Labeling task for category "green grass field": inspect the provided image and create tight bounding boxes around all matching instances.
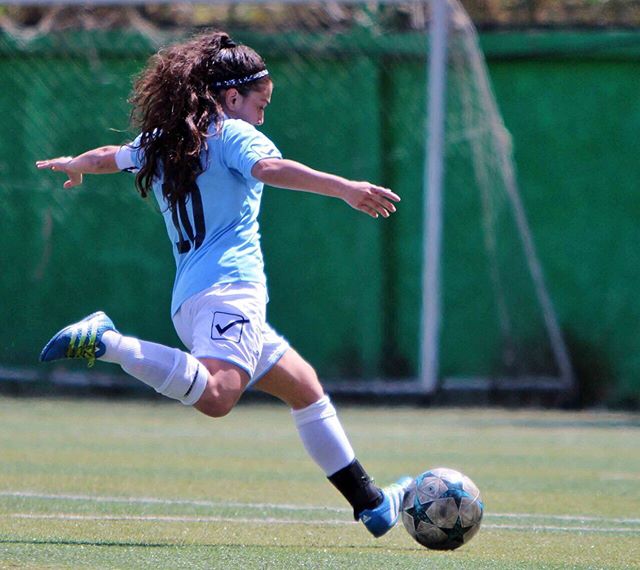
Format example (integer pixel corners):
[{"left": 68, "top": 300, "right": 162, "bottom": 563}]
[{"left": 0, "top": 396, "right": 638, "bottom": 569}]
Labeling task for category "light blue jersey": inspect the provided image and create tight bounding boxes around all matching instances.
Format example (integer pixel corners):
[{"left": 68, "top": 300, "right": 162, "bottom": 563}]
[{"left": 115, "top": 118, "right": 282, "bottom": 315}]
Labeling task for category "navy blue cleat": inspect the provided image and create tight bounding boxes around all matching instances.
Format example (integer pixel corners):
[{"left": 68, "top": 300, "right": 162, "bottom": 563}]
[
  {"left": 39, "top": 311, "right": 117, "bottom": 368},
  {"left": 359, "top": 476, "right": 413, "bottom": 538}
]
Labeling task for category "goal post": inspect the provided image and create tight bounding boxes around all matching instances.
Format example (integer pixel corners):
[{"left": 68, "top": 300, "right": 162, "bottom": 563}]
[
  {"left": 422, "top": 0, "right": 575, "bottom": 396},
  {"left": 420, "top": 0, "right": 448, "bottom": 394}
]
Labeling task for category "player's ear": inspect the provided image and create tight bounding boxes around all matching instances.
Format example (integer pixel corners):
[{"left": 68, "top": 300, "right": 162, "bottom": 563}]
[{"left": 224, "top": 88, "right": 241, "bottom": 110}]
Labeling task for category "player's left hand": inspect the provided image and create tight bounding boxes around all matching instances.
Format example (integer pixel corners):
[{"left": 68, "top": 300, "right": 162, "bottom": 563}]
[
  {"left": 36, "top": 157, "right": 84, "bottom": 189},
  {"left": 342, "top": 182, "right": 401, "bottom": 218}
]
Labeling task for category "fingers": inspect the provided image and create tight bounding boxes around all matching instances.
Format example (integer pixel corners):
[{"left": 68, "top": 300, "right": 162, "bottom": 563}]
[
  {"left": 63, "top": 172, "right": 83, "bottom": 188},
  {"left": 371, "top": 185, "right": 401, "bottom": 203},
  {"left": 36, "top": 157, "right": 73, "bottom": 171},
  {"left": 36, "top": 157, "right": 82, "bottom": 189},
  {"left": 372, "top": 195, "right": 397, "bottom": 216},
  {"left": 358, "top": 199, "right": 392, "bottom": 219},
  {"left": 361, "top": 188, "right": 400, "bottom": 218},
  {"left": 361, "top": 205, "right": 380, "bottom": 219}
]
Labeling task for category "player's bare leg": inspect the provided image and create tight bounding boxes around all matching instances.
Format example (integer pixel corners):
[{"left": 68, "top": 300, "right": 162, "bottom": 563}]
[
  {"left": 254, "top": 348, "right": 411, "bottom": 537},
  {"left": 253, "top": 348, "right": 323, "bottom": 409},
  {"left": 193, "top": 358, "right": 251, "bottom": 418}
]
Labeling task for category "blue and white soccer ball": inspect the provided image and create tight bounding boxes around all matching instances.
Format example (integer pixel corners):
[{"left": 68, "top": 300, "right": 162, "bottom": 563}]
[{"left": 401, "top": 467, "right": 484, "bottom": 550}]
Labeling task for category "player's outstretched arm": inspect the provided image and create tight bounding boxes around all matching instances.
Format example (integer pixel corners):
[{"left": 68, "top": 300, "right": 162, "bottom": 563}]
[
  {"left": 252, "top": 158, "right": 400, "bottom": 219},
  {"left": 36, "top": 145, "right": 121, "bottom": 189}
]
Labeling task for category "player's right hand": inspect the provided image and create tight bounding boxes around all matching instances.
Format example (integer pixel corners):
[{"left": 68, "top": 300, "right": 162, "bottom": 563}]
[{"left": 341, "top": 181, "right": 401, "bottom": 219}]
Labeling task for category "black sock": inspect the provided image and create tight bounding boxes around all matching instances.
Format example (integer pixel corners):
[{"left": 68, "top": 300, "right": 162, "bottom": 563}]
[{"left": 328, "top": 459, "right": 383, "bottom": 520}]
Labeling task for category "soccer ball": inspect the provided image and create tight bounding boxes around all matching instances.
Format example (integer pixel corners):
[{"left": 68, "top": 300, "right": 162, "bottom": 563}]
[{"left": 401, "top": 467, "right": 484, "bottom": 550}]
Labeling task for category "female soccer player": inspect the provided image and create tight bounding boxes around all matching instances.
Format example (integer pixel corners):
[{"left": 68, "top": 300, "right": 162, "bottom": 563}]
[{"left": 37, "top": 31, "right": 409, "bottom": 538}]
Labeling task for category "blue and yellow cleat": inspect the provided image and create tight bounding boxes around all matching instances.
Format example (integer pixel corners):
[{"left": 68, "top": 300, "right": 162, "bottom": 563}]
[
  {"left": 39, "top": 311, "right": 117, "bottom": 368},
  {"left": 359, "top": 476, "right": 413, "bottom": 538}
]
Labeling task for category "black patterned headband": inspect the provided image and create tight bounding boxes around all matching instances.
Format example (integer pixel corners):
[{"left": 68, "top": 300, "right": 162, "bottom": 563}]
[{"left": 214, "top": 69, "right": 270, "bottom": 89}]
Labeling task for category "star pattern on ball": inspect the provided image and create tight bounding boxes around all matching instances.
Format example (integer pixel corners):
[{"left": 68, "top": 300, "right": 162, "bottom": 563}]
[{"left": 401, "top": 468, "right": 484, "bottom": 551}]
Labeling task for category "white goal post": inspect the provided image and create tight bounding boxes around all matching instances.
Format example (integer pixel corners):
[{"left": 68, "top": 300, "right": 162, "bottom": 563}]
[{"left": 421, "top": 0, "right": 574, "bottom": 395}]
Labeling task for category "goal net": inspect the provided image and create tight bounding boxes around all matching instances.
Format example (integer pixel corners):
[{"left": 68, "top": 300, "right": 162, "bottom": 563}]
[
  {"left": 422, "top": 0, "right": 574, "bottom": 397},
  {"left": 0, "top": 0, "right": 573, "bottom": 398}
]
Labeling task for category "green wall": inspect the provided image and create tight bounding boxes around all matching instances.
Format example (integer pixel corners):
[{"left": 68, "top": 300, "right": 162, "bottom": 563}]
[
  {"left": 1, "top": 30, "right": 639, "bottom": 404},
  {"left": 490, "top": 56, "right": 640, "bottom": 404}
]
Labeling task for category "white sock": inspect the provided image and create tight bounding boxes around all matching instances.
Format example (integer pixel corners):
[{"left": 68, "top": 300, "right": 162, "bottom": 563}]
[
  {"left": 291, "top": 395, "right": 356, "bottom": 476},
  {"left": 101, "top": 331, "right": 208, "bottom": 406}
]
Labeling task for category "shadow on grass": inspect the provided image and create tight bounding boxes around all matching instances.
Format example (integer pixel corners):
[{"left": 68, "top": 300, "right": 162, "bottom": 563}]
[{"left": 0, "top": 537, "right": 421, "bottom": 554}]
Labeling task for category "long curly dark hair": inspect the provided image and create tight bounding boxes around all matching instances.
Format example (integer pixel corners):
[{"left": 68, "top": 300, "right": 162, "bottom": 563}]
[{"left": 129, "top": 30, "right": 270, "bottom": 210}]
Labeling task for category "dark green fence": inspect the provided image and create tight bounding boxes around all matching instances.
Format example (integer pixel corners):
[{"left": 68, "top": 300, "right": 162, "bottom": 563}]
[{"left": 1, "top": 30, "right": 639, "bottom": 405}]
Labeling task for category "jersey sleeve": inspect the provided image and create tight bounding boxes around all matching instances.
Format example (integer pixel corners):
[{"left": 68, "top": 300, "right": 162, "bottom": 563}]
[
  {"left": 221, "top": 120, "right": 282, "bottom": 181},
  {"left": 114, "top": 134, "right": 144, "bottom": 173}
]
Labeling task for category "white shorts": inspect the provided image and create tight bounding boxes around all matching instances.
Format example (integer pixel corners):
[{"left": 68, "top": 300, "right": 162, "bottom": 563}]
[{"left": 172, "top": 281, "right": 290, "bottom": 388}]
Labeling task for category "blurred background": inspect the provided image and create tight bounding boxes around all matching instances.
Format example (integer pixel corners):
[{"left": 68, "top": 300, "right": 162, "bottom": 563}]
[{"left": 0, "top": 0, "right": 639, "bottom": 408}]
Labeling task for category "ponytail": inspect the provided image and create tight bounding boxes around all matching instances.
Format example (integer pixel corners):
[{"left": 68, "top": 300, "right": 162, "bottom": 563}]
[{"left": 129, "top": 30, "right": 269, "bottom": 211}]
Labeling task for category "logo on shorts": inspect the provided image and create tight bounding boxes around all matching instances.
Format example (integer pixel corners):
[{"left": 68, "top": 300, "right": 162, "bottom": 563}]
[{"left": 211, "top": 311, "right": 250, "bottom": 343}]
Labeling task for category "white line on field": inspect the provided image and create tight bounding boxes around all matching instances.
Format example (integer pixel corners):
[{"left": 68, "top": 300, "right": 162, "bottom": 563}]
[
  {"left": 0, "top": 491, "right": 348, "bottom": 513},
  {"left": 484, "top": 523, "right": 640, "bottom": 535},
  {"left": 2, "top": 491, "right": 639, "bottom": 527},
  {"left": 489, "top": 513, "right": 640, "bottom": 525},
  {"left": 5, "top": 513, "right": 351, "bottom": 525},
  {"left": 2, "top": 513, "right": 639, "bottom": 535}
]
